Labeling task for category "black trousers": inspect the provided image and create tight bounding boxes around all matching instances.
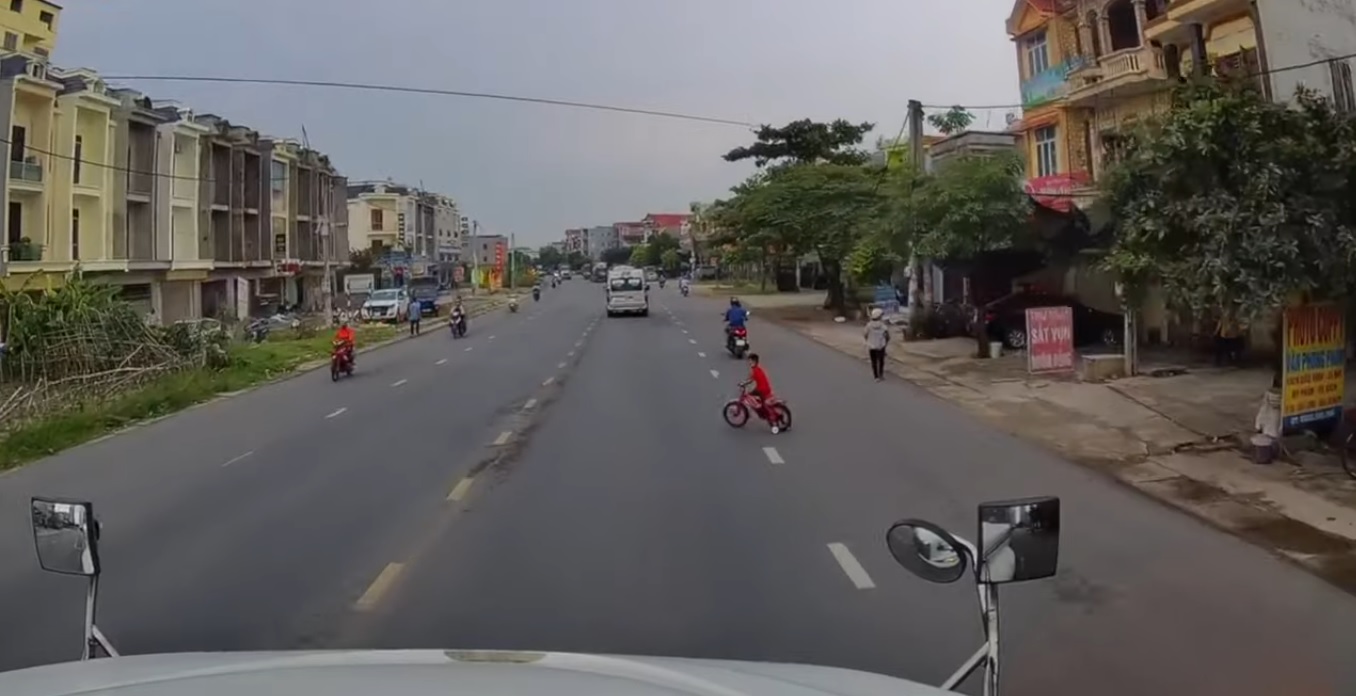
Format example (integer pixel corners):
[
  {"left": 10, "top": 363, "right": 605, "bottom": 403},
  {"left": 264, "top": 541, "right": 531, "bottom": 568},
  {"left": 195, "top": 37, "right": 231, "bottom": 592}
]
[{"left": 869, "top": 348, "right": 886, "bottom": 378}]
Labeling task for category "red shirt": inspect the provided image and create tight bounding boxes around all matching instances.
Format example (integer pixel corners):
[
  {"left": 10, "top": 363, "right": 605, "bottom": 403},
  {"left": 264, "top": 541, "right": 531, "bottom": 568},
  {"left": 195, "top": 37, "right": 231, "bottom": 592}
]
[
  {"left": 749, "top": 364, "right": 772, "bottom": 395},
  {"left": 334, "top": 326, "right": 355, "bottom": 344}
]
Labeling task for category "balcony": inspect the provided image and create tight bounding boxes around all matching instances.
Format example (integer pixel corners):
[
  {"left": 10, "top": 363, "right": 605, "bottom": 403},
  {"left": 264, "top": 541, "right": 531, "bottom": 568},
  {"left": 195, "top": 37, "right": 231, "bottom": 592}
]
[
  {"left": 1065, "top": 46, "right": 1171, "bottom": 106},
  {"left": 1021, "top": 56, "right": 1088, "bottom": 109},
  {"left": 7, "top": 241, "right": 43, "bottom": 261},
  {"left": 1147, "top": 0, "right": 1246, "bottom": 42},
  {"left": 9, "top": 160, "right": 42, "bottom": 185}
]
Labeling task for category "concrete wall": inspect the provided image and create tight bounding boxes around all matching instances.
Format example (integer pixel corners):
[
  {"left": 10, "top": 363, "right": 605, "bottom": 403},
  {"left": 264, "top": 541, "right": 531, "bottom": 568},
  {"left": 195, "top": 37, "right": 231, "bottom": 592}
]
[{"left": 1257, "top": 0, "right": 1356, "bottom": 103}]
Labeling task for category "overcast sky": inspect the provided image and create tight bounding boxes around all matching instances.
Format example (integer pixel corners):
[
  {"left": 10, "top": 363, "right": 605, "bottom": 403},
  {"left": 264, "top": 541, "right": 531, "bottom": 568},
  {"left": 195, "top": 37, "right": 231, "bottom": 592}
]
[{"left": 60, "top": 0, "right": 1021, "bottom": 246}]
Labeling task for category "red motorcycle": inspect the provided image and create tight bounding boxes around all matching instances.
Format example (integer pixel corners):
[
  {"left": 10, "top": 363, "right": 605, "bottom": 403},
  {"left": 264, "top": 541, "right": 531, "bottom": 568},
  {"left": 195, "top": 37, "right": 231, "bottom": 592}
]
[
  {"left": 726, "top": 326, "right": 750, "bottom": 359},
  {"left": 722, "top": 382, "right": 792, "bottom": 433},
  {"left": 330, "top": 340, "right": 355, "bottom": 381}
]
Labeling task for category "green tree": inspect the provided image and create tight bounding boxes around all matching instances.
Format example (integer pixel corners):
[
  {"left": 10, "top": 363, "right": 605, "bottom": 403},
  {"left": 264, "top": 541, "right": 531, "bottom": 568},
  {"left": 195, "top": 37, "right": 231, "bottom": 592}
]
[
  {"left": 538, "top": 245, "right": 565, "bottom": 269},
  {"left": 628, "top": 244, "right": 650, "bottom": 266},
  {"left": 901, "top": 153, "right": 1032, "bottom": 260},
  {"left": 660, "top": 248, "right": 681, "bottom": 273},
  {"left": 600, "top": 247, "right": 631, "bottom": 266},
  {"left": 926, "top": 106, "right": 975, "bottom": 135},
  {"left": 566, "top": 250, "right": 586, "bottom": 269},
  {"left": 1102, "top": 81, "right": 1356, "bottom": 349},
  {"left": 724, "top": 118, "right": 875, "bottom": 168}
]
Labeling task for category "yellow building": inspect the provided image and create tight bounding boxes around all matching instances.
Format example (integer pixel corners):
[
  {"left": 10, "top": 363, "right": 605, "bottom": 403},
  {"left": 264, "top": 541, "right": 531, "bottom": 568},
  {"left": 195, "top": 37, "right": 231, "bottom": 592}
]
[
  {"left": 1144, "top": 0, "right": 1263, "bottom": 93},
  {"left": 50, "top": 68, "right": 117, "bottom": 273},
  {"left": 0, "top": 55, "right": 59, "bottom": 287},
  {"left": 0, "top": 0, "right": 58, "bottom": 59}
]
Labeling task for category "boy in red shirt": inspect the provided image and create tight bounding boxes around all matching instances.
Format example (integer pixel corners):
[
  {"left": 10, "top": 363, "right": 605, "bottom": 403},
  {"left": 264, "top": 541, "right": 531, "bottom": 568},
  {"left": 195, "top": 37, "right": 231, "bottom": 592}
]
[{"left": 742, "top": 353, "right": 777, "bottom": 431}]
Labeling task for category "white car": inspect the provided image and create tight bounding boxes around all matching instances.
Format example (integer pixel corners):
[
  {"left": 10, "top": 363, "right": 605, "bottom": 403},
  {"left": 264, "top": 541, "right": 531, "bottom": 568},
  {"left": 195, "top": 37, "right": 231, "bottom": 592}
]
[
  {"left": 361, "top": 288, "right": 409, "bottom": 323},
  {"left": 605, "top": 267, "right": 649, "bottom": 317}
]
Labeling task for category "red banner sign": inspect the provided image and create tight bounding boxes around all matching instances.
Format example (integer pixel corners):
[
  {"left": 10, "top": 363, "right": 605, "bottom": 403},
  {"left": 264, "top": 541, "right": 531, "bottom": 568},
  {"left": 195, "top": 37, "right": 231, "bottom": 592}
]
[
  {"left": 1024, "top": 172, "right": 1090, "bottom": 213},
  {"left": 494, "top": 242, "right": 505, "bottom": 271},
  {"left": 1025, "top": 306, "right": 1075, "bottom": 373}
]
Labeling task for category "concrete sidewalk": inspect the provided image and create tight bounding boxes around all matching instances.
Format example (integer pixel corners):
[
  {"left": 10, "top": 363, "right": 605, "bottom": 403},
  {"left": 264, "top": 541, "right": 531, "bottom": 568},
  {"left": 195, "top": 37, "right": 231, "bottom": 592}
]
[{"left": 771, "top": 311, "right": 1356, "bottom": 594}]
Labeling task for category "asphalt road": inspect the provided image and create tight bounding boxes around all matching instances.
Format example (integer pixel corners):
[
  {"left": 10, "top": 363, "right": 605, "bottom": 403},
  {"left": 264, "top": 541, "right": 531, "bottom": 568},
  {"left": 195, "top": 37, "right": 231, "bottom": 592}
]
[{"left": 2, "top": 280, "right": 1355, "bottom": 696}]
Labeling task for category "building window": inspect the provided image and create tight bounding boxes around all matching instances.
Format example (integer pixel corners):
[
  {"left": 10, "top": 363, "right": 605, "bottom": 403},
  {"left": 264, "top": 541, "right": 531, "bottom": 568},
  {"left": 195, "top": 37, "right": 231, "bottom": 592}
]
[
  {"left": 9, "top": 0, "right": 20, "bottom": 12},
  {"left": 1034, "top": 125, "right": 1058, "bottom": 177},
  {"left": 10, "top": 124, "right": 24, "bottom": 162},
  {"left": 2, "top": 32, "right": 15, "bottom": 51},
  {"left": 73, "top": 134, "right": 82, "bottom": 184},
  {"left": 1331, "top": 60, "right": 1355, "bottom": 113},
  {"left": 70, "top": 208, "right": 79, "bottom": 260},
  {"left": 7, "top": 201, "right": 20, "bottom": 244},
  {"left": 1025, "top": 31, "right": 1050, "bottom": 77},
  {"left": 270, "top": 160, "right": 286, "bottom": 194},
  {"left": 37, "top": 10, "right": 51, "bottom": 28},
  {"left": 370, "top": 208, "right": 383, "bottom": 230}
]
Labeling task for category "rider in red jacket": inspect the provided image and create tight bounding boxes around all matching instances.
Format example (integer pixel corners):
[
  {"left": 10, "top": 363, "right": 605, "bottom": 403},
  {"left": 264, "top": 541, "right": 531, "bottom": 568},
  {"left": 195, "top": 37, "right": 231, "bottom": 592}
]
[{"left": 744, "top": 353, "right": 774, "bottom": 422}]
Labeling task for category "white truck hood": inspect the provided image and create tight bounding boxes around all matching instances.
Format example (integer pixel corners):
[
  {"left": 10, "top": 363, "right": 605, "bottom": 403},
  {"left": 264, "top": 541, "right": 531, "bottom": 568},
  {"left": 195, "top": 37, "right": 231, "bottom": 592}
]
[{"left": 0, "top": 650, "right": 953, "bottom": 696}]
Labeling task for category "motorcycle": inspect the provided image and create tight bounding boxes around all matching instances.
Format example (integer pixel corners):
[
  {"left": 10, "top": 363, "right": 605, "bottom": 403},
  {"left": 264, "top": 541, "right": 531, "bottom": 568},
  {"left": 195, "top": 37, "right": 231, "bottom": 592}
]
[
  {"left": 681, "top": 284, "right": 689, "bottom": 297},
  {"left": 27, "top": 489, "right": 1060, "bottom": 695},
  {"left": 508, "top": 298, "right": 519, "bottom": 313},
  {"left": 726, "top": 326, "right": 750, "bottom": 359},
  {"left": 330, "top": 341, "right": 355, "bottom": 381},
  {"left": 722, "top": 382, "right": 791, "bottom": 433},
  {"left": 532, "top": 288, "right": 541, "bottom": 302},
  {"left": 450, "top": 311, "right": 468, "bottom": 339},
  {"left": 245, "top": 318, "right": 270, "bottom": 344}
]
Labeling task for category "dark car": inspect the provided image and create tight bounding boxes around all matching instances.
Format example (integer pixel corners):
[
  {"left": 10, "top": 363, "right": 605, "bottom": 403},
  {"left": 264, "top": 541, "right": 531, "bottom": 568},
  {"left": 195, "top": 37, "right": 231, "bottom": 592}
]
[{"left": 981, "top": 293, "right": 1122, "bottom": 349}]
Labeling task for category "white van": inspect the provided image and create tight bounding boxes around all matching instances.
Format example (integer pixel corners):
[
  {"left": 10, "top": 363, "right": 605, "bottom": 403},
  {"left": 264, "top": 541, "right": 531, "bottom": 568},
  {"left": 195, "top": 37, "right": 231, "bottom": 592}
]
[{"left": 605, "top": 266, "right": 649, "bottom": 317}]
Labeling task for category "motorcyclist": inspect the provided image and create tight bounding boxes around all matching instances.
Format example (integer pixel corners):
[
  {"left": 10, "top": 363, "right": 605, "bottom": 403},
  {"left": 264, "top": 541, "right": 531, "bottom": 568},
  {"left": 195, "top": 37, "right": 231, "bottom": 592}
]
[
  {"left": 723, "top": 297, "right": 748, "bottom": 350},
  {"left": 532, "top": 283, "right": 541, "bottom": 301},
  {"left": 332, "top": 321, "right": 356, "bottom": 367},
  {"left": 679, "top": 276, "right": 691, "bottom": 294},
  {"left": 450, "top": 299, "right": 467, "bottom": 333}
]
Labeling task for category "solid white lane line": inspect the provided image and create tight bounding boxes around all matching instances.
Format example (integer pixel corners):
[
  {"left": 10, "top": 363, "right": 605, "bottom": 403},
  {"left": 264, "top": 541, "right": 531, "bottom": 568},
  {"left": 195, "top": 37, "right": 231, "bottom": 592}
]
[
  {"left": 763, "top": 446, "right": 785, "bottom": 465},
  {"left": 523, "top": 398, "right": 538, "bottom": 410},
  {"left": 710, "top": 369, "right": 720, "bottom": 379},
  {"left": 355, "top": 563, "right": 405, "bottom": 611},
  {"left": 435, "top": 358, "right": 448, "bottom": 365},
  {"left": 543, "top": 376, "right": 555, "bottom": 386},
  {"left": 689, "top": 339, "right": 697, "bottom": 344},
  {"left": 697, "top": 352, "right": 706, "bottom": 358},
  {"left": 221, "top": 451, "right": 254, "bottom": 467},
  {"left": 493, "top": 431, "right": 513, "bottom": 446},
  {"left": 325, "top": 407, "right": 347, "bottom": 419},
  {"left": 447, "top": 477, "right": 475, "bottom": 502},
  {"left": 558, "top": 361, "right": 567, "bottom": 369},
  {"left": 391, "top": 379, "right": 408, "bottom": 387},
  {"left": 827, "top": 543, "right": 877, "bottom": 590}
]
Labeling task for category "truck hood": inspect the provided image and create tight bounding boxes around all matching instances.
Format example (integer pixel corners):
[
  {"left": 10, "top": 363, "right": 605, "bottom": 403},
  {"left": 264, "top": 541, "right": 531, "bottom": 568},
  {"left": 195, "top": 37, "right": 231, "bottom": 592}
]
[
  {"left": 0, "top": 650, "right": 953, "bottom": 696},
  {"left": 363, "top": 300, "right": 401, "bottom": 308}
]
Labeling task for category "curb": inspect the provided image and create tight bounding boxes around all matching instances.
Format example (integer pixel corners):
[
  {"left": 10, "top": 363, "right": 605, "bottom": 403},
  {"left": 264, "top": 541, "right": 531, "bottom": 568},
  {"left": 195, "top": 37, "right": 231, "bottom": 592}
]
[{"left": 770, "top": 315, "right": 1356, "bottom": 597}]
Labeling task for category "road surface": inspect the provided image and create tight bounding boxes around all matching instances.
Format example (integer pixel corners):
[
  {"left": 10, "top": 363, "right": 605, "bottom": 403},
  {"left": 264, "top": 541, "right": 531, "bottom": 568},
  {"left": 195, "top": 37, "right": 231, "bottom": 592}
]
[{"left": 0, "top": 280, "right": 1352, "bottom": 695}]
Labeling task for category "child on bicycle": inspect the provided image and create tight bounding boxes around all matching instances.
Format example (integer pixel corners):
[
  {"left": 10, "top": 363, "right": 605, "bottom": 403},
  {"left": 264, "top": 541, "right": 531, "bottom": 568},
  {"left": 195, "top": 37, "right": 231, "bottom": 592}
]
[{"left": 740, "top": 353, "right": 777, "bottom": 432}]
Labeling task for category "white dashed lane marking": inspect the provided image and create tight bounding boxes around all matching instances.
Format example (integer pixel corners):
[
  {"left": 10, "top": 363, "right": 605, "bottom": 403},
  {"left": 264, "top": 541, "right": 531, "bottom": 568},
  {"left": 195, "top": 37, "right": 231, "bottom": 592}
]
[
  {"left": 763, "top": 447, "right": 785, "bottom": 465},
  {"left": 492, "top": 431, "right": 513, "bottom": 446},
  {"left": 435, "top": 358, "right": 448, "bottom": 365},
  {"left": 325, "top": 407, "right": 347, "bottom": 419},
  {"left": 391, "top": 379, "right": 408, "bottom": 387},
  {"left": 827, "top": 543, "right": 877, "bottom": 590},
  {"left": 221, "top": 451, "right": 254, "bottom": 468}
]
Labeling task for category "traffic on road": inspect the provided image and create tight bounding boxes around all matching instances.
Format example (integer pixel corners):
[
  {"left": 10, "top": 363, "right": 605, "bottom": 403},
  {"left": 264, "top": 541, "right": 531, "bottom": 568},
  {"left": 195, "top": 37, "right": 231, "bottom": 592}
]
[{"left": 2, "top": 280, "right": 1354, "bottom": 695}]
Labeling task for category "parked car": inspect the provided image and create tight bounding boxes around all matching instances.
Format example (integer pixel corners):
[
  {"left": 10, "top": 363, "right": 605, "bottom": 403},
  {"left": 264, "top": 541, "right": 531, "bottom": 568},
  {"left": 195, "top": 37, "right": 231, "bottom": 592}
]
[
  {"left": 981, "top": 293, "right": 1122, "bottom": 349},
  {"left": 361, "top": 288, "right": 409, "bottom": 324}
]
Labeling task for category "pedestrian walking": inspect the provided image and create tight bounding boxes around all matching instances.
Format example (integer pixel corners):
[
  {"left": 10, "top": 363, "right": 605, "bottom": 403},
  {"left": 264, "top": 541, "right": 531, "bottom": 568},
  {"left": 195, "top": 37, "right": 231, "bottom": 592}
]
[
  {"left": 865, "top": 307, "right": 890, "bottom": 381},
  {"left": 407, "top": 295, "right": 422, "bottom": 336}
]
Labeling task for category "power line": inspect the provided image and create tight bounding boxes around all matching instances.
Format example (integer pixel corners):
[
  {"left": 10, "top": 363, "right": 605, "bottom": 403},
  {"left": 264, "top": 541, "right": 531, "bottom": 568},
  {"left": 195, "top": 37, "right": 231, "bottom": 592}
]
[
  {"left": 0, "top": 135, "right": 293, "bottom": 183},
  {"left": 101, "top": 74, "right": 758, "bottom": 128}
]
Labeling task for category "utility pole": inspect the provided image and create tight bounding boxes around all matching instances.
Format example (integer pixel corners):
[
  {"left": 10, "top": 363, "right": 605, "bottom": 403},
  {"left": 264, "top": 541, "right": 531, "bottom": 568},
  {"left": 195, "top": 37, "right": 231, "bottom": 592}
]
[
  {"left": 906, "top": 99, "right": 927, "bottom": 336},
  {"left": 508, "top": 232, "right": 516, "bottom": 290},
  {"left": 470, "top": 219, "right": 480, "bottom": 296},
  {"left": 301, "top": 125, "right": 334, "bottom": 325}
]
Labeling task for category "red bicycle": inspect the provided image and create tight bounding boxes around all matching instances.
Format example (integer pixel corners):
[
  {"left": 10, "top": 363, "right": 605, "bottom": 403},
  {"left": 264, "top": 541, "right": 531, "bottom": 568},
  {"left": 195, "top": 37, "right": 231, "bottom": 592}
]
[{"left": 723, "top": 383, "right": 792, "bottom": 433}]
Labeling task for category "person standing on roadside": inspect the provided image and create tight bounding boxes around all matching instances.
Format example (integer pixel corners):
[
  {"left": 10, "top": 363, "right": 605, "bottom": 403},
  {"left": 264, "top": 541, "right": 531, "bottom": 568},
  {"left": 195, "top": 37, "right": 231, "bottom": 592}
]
[
  {"left": 865, "top": 307, "right": 890, "bottom": 381},
  {"left": 407, "top": 293, "right": 422, "bottom": 336}
]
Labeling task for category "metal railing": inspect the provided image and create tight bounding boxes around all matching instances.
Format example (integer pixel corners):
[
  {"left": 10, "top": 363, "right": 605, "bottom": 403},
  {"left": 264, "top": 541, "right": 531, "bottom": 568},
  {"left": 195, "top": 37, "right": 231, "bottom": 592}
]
[{"left": 9, "top": 160, "right": 42, "bottom": 183}]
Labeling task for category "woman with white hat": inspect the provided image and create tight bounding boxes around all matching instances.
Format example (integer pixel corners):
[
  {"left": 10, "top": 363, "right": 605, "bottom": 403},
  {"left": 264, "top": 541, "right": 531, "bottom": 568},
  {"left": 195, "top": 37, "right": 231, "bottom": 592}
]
[{"left": 864, "top": 306, "right": 891, "bottom": 381}]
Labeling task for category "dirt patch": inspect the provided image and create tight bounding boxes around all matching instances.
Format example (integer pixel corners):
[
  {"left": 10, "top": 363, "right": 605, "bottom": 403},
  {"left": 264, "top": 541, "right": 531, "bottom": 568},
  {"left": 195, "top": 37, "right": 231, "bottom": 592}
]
[
  {"left": 1168, "top": 476, "right": 1230, "bottom": 503},
  {"left": 760, "top": 305, "right": 835, "bottom": 324},
  {"left": 1237, "top": 516, "right": 1354, "bottom": 556}
]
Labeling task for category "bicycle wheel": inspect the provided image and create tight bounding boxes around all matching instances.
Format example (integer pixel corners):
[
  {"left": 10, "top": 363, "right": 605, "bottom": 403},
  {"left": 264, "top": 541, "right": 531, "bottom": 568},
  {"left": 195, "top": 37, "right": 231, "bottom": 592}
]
[{"left": 723, "top": 401, "right": 749, "bottom": 428}]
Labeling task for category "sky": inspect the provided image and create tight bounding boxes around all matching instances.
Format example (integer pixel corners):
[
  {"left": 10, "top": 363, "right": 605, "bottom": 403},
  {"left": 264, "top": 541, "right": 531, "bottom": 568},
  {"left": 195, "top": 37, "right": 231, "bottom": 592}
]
[{"left": 60, "top": 0, "right": 1022, "bottom": 246}]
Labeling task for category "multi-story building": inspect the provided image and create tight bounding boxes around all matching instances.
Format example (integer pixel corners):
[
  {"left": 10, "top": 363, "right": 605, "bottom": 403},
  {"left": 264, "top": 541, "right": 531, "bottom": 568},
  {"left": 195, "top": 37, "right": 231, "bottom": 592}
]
[
  {"left": 564, "top": 227, "right": 585, "bottom": 256},
  {"left": 614, "top": 221, "right": 645, "bottom": 247},
  {"left": 0, "top": 55, "right": 58, "bottom": 285},
  {"left": 586, "top": 225, "right": 618, "bottom": 261},
  {"left": 0, "top": 0, "right": 57, "bottom": 60}
]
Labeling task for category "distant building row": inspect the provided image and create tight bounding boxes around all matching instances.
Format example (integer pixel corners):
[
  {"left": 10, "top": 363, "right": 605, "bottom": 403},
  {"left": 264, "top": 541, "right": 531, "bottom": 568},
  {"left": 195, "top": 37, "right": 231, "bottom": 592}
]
[{"left": 562, "top": 213, "right": 691, "bottom": 261}]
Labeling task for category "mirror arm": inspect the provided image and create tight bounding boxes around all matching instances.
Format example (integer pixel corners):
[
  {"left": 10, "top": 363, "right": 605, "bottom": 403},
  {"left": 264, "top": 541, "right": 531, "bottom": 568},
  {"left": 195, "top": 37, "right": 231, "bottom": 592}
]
[{"left": 940, "top": 643, "right": 987, "bottom": 691}]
